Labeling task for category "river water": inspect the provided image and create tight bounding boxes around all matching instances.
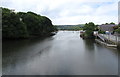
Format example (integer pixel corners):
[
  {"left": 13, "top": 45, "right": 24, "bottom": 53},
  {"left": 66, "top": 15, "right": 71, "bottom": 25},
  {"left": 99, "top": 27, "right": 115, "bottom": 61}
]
[{"left": 3, "top": 31, "right": 118, "bottom": 75}]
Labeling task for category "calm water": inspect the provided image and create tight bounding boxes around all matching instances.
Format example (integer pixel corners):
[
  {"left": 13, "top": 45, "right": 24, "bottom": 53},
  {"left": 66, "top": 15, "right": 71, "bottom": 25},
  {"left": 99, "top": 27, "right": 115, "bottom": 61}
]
[{"left": 3, "top": 31, "right": 118, "bottom": 75}]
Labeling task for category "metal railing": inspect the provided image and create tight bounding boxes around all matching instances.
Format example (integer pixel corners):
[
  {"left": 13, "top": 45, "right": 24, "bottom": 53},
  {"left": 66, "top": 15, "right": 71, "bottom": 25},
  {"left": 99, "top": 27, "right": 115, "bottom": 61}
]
[{"left": 99, "top": 34, "right": 120, "bottom": 44}]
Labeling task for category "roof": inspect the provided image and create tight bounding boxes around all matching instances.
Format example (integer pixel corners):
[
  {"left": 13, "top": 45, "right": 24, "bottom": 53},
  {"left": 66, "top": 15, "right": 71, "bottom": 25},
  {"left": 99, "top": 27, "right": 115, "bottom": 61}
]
[
  {"left": 99, "top": 24, "right": 116, "bottom": 32},
  {"left": 99, "top": 24, "right": 115, "bottom": 27}
]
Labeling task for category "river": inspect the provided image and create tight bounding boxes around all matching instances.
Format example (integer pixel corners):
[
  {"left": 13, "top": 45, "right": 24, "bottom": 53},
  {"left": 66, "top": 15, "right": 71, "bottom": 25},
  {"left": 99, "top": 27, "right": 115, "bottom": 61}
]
[{"left": 3, "top": 31, "right": 118, "bottom": 75}]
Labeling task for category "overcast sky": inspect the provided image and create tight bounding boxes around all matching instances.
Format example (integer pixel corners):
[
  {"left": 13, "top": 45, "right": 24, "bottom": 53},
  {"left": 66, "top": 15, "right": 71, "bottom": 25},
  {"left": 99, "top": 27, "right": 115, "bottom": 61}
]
[{"left": 1, "top": 0, "right": 119, "bottom": 25}]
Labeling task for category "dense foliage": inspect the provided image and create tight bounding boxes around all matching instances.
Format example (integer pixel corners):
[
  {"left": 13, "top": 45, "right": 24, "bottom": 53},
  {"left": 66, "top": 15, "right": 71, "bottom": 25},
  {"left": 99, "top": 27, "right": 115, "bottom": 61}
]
[
  {"left": 83, "top": 22, "right": 96, "bottom": 38},
  {"left": 2, "top": 8, "right": 28, "bottom": 38},
  {"left": 98, "top": 30, "right": 105, "bottom": 34},
  {"left": 115, "top": 28, "right": 120, "bottom": 33},
  {"left": 112, "top": 23, "right": 120, "bottom": 34},
  {"left": 2, "top": 7, "right": 57, "bottom": 39}
]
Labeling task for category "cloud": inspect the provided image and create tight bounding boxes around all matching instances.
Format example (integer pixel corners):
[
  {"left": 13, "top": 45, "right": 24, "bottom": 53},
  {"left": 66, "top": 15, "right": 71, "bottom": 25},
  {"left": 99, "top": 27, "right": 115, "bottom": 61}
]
[
  {"left": 53, "top": 15, "right": 117, "bottom": 25},
  {"left": 94, "top": 2, "right": 118, "bottom": 16},
  {"left": 1, "top": 0, "right": 119, "bottom": 25}
]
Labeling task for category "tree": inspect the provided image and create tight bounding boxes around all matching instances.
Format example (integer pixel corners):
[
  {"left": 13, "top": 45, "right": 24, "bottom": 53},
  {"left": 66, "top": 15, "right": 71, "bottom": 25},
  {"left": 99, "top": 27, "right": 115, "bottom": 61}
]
[
  {"left": 110, "top": 22, "right": 115, "bottom": 25},
  {"left": 118, "top": 23, "right": 120, "bottom": 27},
  {"left": 2, "top": 7, "right": 28, "bottom": 38},
  {"left": 83, "top": 22, "right": 96, "bottom": 31},
  {"left": 2, "top": 7, "right": 57, "bottom": 39},
  {"left": 105, "top": 23, "right": 109, "bottom": 25},
  {"left": 115, "top": 28, "right": 120, "bottom": 34},
  {"left": 18, "top": 12, "right": 55, "bottom": 36},
  {"left": 83, "top": 22, "right": 96, "bottom": 38}
]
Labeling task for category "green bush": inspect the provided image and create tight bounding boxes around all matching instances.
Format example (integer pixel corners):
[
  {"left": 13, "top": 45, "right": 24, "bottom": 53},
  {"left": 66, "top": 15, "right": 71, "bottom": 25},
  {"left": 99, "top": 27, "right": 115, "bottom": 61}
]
[
  {"left": 115, "top": 28, "right": 120, "bottom": 33},
  {"left": 98, "top": 30, "right": 105, "bottom": 34}
]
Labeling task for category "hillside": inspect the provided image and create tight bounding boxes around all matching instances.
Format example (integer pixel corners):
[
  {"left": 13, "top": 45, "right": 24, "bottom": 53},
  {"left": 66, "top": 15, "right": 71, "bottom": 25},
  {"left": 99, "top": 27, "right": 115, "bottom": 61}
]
[{"left": 56, "top": 25, "right": 84, "bottom": 30}]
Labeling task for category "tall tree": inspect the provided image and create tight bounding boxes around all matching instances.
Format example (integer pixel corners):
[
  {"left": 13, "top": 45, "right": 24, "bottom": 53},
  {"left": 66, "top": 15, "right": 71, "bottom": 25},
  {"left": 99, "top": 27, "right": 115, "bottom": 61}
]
[
  {"left": 2, "top": 7, "right": 57, "bottom": 39},
  {"left": 2, "top": 7, "right": 28, "bottom": 38}
]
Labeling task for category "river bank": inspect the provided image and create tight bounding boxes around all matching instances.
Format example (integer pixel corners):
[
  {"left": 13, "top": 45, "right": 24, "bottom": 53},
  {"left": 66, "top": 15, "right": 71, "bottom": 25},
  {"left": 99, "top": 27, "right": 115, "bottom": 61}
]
[{"left": 3, "top": 32, "right": 57, "bottom": 41}]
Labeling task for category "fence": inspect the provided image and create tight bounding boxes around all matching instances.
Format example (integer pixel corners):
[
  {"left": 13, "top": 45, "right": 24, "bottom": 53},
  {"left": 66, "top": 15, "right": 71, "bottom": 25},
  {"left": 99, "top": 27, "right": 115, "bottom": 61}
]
[{"left": 99, "top": 34, "right": 120, "bottom": 44}]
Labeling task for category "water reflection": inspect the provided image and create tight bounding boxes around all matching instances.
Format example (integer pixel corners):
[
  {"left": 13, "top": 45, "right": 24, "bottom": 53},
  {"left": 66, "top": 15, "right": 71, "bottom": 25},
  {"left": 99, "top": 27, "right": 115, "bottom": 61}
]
[
  {"left": 83, "top": 39, "right": 95, "bottom": 51},
  {"left": 3, "top": 31, "right": 118, "bottom": 75}
]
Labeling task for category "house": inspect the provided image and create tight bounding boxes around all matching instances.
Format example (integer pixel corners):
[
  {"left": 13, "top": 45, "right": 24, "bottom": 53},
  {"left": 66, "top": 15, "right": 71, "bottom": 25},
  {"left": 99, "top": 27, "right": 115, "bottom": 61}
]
[{"left": 98, "top": 24, "right": 116, "bottom": 33}]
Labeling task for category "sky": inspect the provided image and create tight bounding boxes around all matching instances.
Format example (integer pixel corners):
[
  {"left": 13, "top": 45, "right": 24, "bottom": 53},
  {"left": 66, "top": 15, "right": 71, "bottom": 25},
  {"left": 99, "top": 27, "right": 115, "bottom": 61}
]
[{"left": 1, "top": 0, "right": 119, "bottom": 25}]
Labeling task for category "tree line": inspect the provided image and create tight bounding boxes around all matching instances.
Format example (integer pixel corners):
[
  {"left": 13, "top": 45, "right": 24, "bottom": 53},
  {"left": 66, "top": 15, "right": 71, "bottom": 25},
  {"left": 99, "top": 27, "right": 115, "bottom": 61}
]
[
  {"left": 56, "top": 25, "right": 83, "bottom": 30},
  {"left": 2, "top": 7, "right": 57, "bottom": 39}
]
